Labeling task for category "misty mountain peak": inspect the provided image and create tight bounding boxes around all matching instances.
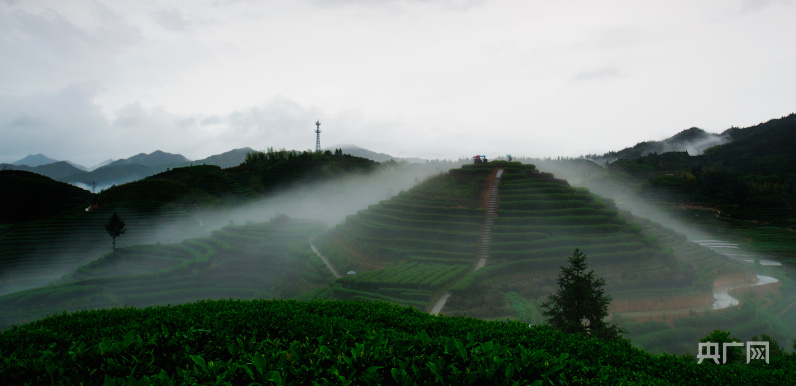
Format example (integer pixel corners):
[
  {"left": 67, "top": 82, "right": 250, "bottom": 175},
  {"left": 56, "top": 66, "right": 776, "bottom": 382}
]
[
  {"left": 12, "top": 153, "right": 59, "bottom": 167},
  {"left": 670, "top": 127, "right": 709, "bottom": 143},
  {"left": 109, "top": 151, "right": 191, "bottom": 168}
]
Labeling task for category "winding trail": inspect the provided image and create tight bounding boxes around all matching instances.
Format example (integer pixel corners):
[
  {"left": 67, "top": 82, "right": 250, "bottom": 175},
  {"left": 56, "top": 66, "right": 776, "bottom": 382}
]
[
  {"left": 613, "top": 238, "right": 783, "bottom": 320},
  {"left": 712, "top": 275, "right": 779, "bottom": 309},
  {"left": 691, "top": 239, "right": 782, "bottom": 309},
  {"left": 310, "top": 239, "right": 342, "bottom": 278},
  {"left": 613, "top": 274, "right": 780, "bottom": 321},
  {"left": 431, "top": 168, "right": 504, "bottom": 315}
]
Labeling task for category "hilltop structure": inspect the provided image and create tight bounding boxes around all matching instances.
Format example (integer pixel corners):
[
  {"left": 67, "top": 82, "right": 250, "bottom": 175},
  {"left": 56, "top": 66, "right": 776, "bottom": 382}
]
[{"left": 315, "top": 120, "right": 322, "bottom": 152}]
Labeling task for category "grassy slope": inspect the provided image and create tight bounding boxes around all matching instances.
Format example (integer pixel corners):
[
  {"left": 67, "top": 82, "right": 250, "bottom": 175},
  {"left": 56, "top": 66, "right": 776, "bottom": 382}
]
[
  {"left": 313, "top": 163, "right": 493, "bottom": 308},
  {"left": 0, "top": 299, "right": 792, "bottom": 385},
  {"left": 0, "top": 153, "right": 379, "bottom": 295},
  {"left": 0, "top": 170, "right": 93, "bottom": 224},
  {"left": 605, "top": 113, "right": 796, "bottom": 231},
  {"left": 447, "top": 163, "right": 750, "bottom": 318},
  {"left": 0, "top": 217, "right": 332, "bottom": 330},
  {"left": 316, "top": 161, "right": 747, "bottom": 320}
]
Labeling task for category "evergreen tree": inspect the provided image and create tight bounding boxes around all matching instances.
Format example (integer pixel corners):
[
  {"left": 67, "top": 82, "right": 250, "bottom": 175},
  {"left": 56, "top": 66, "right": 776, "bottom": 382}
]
[
  {"left": 105, "top": 212, "right": 126, "bottom": 253},
  {"left": 540, "top": 249, "right": 625, "bottom": 340}
]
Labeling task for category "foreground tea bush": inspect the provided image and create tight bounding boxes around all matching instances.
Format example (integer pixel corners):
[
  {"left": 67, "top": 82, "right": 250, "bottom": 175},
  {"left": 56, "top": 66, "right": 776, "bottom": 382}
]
[{"left": 1, "top": 299, "right": 793, "bottom": 385}]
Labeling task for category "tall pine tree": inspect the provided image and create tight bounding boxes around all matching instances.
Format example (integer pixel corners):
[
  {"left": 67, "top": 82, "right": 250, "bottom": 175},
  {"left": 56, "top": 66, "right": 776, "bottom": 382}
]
[{"left": 540, "top": 249, "right": 625, "bottom": 340}]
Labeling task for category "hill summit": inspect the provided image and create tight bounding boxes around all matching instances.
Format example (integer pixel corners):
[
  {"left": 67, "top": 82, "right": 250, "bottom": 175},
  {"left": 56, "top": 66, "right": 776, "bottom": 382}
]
[
  {"left": 11, "top": 153, "right": 60, "bottom": 167},
  {"left": 108, "top": 150, "right": 190, "bottom": 168},
  {"left": 313, "top": 161, "right": 747, "bottom": 320}
]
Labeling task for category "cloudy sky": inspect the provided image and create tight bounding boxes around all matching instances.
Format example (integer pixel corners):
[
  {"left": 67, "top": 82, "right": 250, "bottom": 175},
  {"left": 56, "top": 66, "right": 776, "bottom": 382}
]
[{"left": 1, "top": 0, "right": 794, "bottom": 167}]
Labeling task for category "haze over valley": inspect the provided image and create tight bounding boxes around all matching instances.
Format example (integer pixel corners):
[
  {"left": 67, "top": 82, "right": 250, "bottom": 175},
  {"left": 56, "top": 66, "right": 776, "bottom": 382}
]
[
  {"left": 1, "top": 112, "right": 794, "bottom": 358},
  {"left": 1, "top": 1, "right": 795, "bottom": 382}
]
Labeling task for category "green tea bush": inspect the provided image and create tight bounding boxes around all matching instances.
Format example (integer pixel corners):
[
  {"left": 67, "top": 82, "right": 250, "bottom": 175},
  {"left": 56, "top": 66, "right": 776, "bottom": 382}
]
[{"left": 1, "top": 299, "right": 791, "bottom": 385}]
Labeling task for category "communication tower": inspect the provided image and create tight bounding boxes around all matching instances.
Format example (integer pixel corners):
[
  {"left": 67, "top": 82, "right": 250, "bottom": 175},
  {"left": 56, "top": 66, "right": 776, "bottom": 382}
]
[{"left": 315, "top": 120, "right": 322, "bottom": 152}]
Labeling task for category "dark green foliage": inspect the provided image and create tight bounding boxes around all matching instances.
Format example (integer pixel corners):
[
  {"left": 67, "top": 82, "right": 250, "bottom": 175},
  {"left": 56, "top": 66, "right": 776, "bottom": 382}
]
[
  {"left": 237, "top": 147, "right": 377, "bottom": 194},
  {"left": 699, "top": 330, "right": 743, "bottom": 364},
  {"left": 540, "top": 249, "right": 625, "bottom": 340},
  {"left": 0, "top": 170, "right": 93, "bottom": 224},
  {"left": 606, "top": 113, "right": 796, "bottom": 228},
  {"left": 338, "top": 263, "right": 469, "bottom": 291},
  {"left": 0, "top": 299, "right": 792, "bottom": 385},
  {"left": 1, "top": 152, "right": 381, "bottom": 298},
  {"left": 105, "top": 212, "right": 126, "bottom": 253},
  {"left": 410, "top": 169, "right": 489, "bottom": 208}
]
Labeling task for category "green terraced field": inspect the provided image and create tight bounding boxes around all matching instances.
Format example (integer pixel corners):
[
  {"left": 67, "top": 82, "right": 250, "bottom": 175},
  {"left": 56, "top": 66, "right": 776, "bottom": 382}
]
[
  {"left": 440, "top": 163, "right": 748, "bottom": 320},
  {"left": 313, "top": 163, "right": 494, "bottom": 308},
  {"left": 315, "top": 161, "right": 748, "bottom": 320},
  {"left": 0, "top": 217, "right": 332, "bottom": 329}
]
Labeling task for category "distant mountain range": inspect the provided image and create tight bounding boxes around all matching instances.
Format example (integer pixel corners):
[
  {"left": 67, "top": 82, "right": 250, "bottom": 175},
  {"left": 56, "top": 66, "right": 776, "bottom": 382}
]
[
  {"left": 333, "top": 145, "right": 427, "bottom": 164},
  {"left": 10, "top": 112, "right": 790, "bottom": 195},
  {"left": 12, "top": 153, "right": 67, "bottom": 168},
  {"left": 12, "top": 153, "right": 106, "bottom": 171},
  {"left": 2, "top": 146, "right": 428, "bottom": 191},
  {"left": 2, "top": 148, "right": 256, "bottom": 190},
  {"left": 106, "top": 150, "right": 190, "bottom": 168}
]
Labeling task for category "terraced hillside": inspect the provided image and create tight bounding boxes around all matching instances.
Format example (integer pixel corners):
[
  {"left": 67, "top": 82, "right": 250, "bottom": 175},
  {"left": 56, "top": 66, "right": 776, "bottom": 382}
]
[
  {"left": 0, "top": 152, "right": 383, "bottom": 296},
  {"left": 0, "top": 216, "right": 331, "bottom": 329},
  {"left": 0, "top": 166, "right": 252, "bottom": 296},
  {"left": 447, "top": 163, "right": 752, "bottom": 318},
  {"left": 315, "top": 162, "right": 750, "bottom": 321},
  {"left": 312, "top": 163, "right": 496, "bottom": 308}
]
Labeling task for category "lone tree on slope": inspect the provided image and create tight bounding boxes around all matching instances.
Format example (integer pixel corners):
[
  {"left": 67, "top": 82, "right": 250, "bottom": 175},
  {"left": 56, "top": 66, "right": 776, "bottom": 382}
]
[
  {"left": 105, "top": 212, "right": 126, "bottom": 253},
  {"left": 540, "top": 249, "right": 625, "bottom": 340}
]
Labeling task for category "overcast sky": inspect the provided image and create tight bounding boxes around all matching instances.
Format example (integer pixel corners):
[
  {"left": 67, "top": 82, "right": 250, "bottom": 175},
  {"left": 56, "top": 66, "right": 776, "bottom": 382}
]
[{"left": 1, "top": 0, "right": 794, "bottom": 167}]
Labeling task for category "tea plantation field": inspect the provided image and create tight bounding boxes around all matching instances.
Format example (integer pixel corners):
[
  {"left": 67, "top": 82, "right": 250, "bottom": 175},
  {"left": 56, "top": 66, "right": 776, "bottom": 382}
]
[
  {"left": 0, "top": 216, "right": 333, "bottom": 329},
  {"left": 313, "top": 163, "right": 496, "bottom": 309},
  {"left": 1, "top": 299, "right": 792, "bottom": 385}
]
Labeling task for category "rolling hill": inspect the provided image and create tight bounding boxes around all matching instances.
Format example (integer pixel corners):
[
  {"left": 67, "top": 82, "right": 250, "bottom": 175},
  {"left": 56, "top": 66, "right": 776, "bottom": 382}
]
[
  {"left": 0, "top": 150, "right": 381, "bottom": 297},
  {"left": 313, "top": 162, "right": 750, "bottom": 322},
  {"left": 0, "top": 170, "right": 93, "bottom": 224},
  {"left": 525, "top": 113, "right": 796, "bottom": 264}
]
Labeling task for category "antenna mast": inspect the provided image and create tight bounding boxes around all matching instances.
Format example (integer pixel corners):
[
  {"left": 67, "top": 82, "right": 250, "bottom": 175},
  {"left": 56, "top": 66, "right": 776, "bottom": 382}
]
[{"left": 315, "top": 120, "right": 322, "bottom": 152}]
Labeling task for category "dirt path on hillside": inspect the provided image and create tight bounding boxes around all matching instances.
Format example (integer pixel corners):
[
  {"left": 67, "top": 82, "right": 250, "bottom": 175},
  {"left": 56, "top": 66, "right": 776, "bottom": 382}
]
[
  {"left": 430, "top": 168, "right": 504, "bottom": 315},
  {"left": 309, "top": 239, "right": 342, "bottom": 278}
]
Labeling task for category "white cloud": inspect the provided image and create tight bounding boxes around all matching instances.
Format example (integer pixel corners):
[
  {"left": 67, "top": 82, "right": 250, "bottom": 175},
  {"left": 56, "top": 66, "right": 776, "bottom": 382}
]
[
  {"left": 150, "top": 7, "right": 196, "bottom": 32},
  {"left": 740, "top": 0, "right": 793, "bottom": 13},
  {"left": 572, "top": 67, "right": 622, "bottom": 81},
  {"left": 1, "top": 0, "right": 795, "bottom": 166}
]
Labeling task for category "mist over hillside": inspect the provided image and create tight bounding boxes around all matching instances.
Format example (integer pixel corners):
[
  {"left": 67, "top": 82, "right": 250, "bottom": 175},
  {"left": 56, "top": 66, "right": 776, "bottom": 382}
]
[
  {"left": 587, "top": 127, "right": 731, "bottom": 166},
  {"left": 3, "top": 158, "right": 793, "bottom": 359},
  {"left": 1, "top": 113, "right": 795, "bottom": 367},
  {"left": 0, "top": 156, "right": 443, "bottom": 297}
]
